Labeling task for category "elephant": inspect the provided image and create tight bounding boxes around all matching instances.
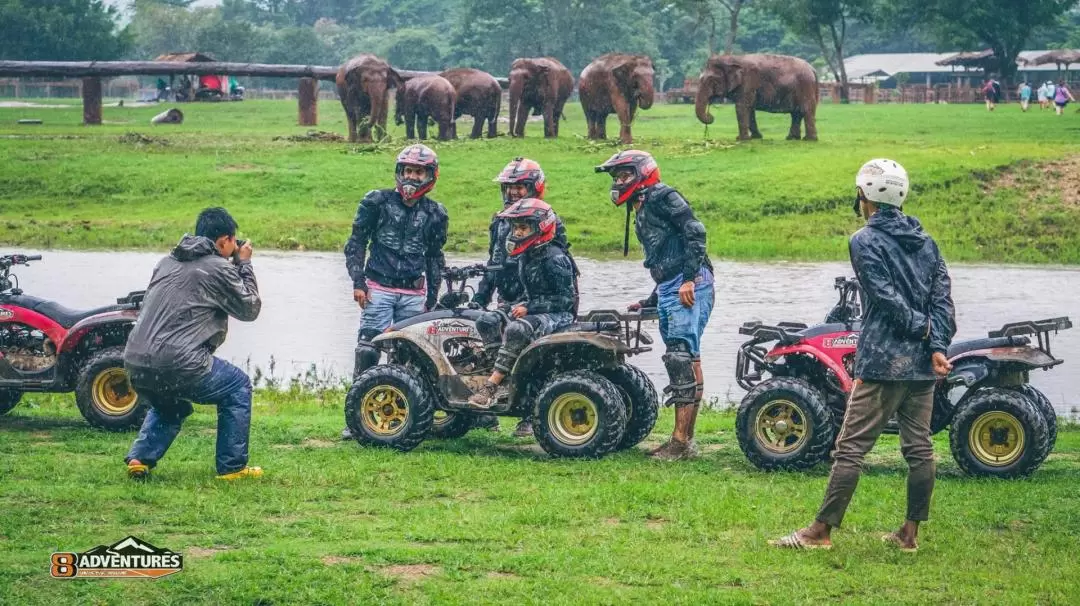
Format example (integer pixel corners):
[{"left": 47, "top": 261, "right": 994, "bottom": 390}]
[
  {"left": 578, "top": 53, "right": 656, "bottom": 144},
  {"left": 440, "top": 67, "right": 501, "bottom": 139},
  {"left": 336, "top": 54, "right": 404, "bottom": 143},
  {"left": 695, "top": 53, "right": 819, "bottom": 141},
  {"left": 394, "top": 74, "right": 456, "bottom": 141},
  {"left": 507, "top": 57, "right": 574, "bottom": 138}
]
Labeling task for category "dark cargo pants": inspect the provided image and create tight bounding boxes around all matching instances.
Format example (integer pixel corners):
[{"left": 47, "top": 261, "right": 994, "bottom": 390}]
[{"left": 816, "top": 379, "right": 937, "bottom": 528}]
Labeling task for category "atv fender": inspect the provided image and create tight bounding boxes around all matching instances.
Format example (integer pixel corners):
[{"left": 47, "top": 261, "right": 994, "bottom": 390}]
[
  {"left": 58, "top": 309, "right": 139, "bottom": 354},
  {"left": 946, "top": 360, "right": 991, "bottom": 387},
  {"left": 765, "top": 343, "right": 855, "bottom": 392},
  {"left": 507, "top": 333, "right": 625, "bottom": 410},
  {"left": 371, "top": 332, "right": 454, "bottom": 377},
  {"left": 950, "top": 347, "right": 1061, "bottom": 370}
]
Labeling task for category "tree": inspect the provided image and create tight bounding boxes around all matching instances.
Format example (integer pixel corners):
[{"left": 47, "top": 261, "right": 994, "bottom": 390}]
[
  {"left": 674, "top": 0, "right": 751, "bottom": 55},
  {"left": 0, "top": 0, "right": 130, "bottom": 60},
  {"left": 894, "top": 0, "right": 1079, "bottom": 81},
  {"left": 762, "top": 0, "right": 875, "bottom": 102}
]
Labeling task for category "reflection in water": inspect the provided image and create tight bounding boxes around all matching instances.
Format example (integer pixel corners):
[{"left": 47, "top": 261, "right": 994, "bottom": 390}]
[{"left": 10, "top": 250, "right": 1079, "bottom": 418}]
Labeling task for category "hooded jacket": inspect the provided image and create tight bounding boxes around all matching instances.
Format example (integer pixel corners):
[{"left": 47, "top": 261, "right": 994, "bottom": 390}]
[
  {"left": 635, "top": 184, "right": 713, "bottom": 286},
  {"left": 849, "top": 207, "right": 956, "bottom": 381},
  {"left": 344, "top": 188, "right": 448, "bottom": 309},
  {"left": 473, "top": 212, "right": 569, "bottom": 307},
  {"left": 124, "top": 235, "right": 262, "bottom": 391}
]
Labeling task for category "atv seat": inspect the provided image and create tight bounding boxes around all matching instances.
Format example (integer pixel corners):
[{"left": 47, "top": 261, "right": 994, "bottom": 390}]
[
  {"left": 31, "top": 300, "right": 128, "bottom": 329},
  {"left": 554, "top": 321, "right": 622, "bottom": 334},
  {"left": 797, "top": 322, "right": 861, "bottom": 339},
  {"left": 947, "top": 336, "right": 1029, "bottom": 359}
]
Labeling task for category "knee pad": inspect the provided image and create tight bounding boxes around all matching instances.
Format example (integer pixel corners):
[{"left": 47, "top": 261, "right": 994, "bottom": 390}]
[
  {"left": 475, "top": 311, "right": 506, "bottom": 345},
  {"left": 353, "top": 341, "right": 381, "bottom": 381},
  {"left": 662, "top": 344, "right": 696, "bottom": 406},
  {"left": 494, "top": 320, "right": 535, "bottom": 373},
  {"left": 504, "top": 319, "right": 535, "bottom": 346}
]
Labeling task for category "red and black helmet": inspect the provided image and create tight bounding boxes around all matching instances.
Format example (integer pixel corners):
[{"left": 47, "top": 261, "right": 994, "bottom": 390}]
[
  {"left": 594, "top": 149, "right": 660, "bottom": 206},
  {"left": 497, "top": 198, "right": 557, "bottom": 257},
  {"left": 395, "top": 144, "right": 439, "bottom": 201},
  {"left": 493, "top": 157, "right": 546, "bottom": 205}
]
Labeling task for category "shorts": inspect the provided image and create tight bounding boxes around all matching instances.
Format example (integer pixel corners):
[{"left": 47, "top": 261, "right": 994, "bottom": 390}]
[
  {"left": 358, "top": 287, "right": 425, "bottom": 341},
  {"left": 657, "top": 276, "right": 714, "bottom": 356}
]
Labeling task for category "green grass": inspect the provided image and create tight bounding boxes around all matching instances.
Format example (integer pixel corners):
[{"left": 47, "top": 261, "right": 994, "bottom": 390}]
[
  {"left": 2, "top": 391, "right": 1079, "bottom": 604},
  {"left": 2, "top": 99, "right": 1080, "bottom": 262}
]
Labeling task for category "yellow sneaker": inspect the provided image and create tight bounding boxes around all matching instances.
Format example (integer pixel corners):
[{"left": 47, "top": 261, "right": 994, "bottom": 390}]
[
  {"left": 127, "top": 460, "right": 150, "bottom": 480},
  {"left": 216, "top": 466, "right": 263, "bottom": 481}
]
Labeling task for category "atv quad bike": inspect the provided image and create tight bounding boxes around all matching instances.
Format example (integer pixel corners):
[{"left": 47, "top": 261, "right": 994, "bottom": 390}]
[
  {"left": 0, "top": 253, "right": 150, "bottom": 430},
  {"left": 734, "top": 276, "right": 1069, "bottom": 479},
  {"left": 344, "top": 264, "right": 660, "bottom": 459}
]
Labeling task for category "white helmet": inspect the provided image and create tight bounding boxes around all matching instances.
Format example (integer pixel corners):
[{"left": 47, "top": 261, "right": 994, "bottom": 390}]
[{"left": 855, "top": 158, "right": 909, "bottom": 208}]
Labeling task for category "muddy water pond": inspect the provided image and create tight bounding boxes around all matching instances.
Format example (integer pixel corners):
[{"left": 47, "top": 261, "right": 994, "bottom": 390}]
[{"left": 11, "top": 250, "right": 1079, "bottom": 418}]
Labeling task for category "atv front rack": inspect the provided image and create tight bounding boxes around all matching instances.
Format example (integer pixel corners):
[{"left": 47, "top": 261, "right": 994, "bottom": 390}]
[
  {"left": 989, "top": 317, "right": 1072, "bottom": 356},
  {"left": 738, "top": 321, "right": 808, "bottom": 345},
  {"left": 576, "top": 308, "right": 657, "bottom": 356}
]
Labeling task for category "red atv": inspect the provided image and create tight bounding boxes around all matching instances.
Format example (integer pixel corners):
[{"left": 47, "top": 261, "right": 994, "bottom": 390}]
[
  {"left": 735, "top": 276, "right": 1069, "bottom": 479},
  {"left": 0, "top": 253, "right": 149, "bottom": 430}
]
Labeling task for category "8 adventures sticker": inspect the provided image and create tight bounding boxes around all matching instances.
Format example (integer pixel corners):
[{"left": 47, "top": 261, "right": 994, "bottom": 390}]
[{"left": 51, "top": 536, "right": 183, "bottom": 579}]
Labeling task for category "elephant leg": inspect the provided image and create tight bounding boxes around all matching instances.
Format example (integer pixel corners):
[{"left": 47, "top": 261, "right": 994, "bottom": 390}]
[
  {"left": 514, "top": 102, "right": 529, "bottom": 137},
  {"left": 345, "top": 108, "right": 358, "bottom": 142},
  {"left": 543, "top": 104, "right": 556, "bottom": 138},
  {"left": 470, "top": 116, "right": 483, "bottom": 139},
  {"left": 418, "top": 112, "right": 429, "bottom": 140},
  {"left": 554, "top": 103, "right": 566, "bottom": 137},
  {"left": 734, "top": 103, "right": 752, "bottom": 141},
  {"left": 487, "top": 114, "right": 498, "bottom": 138},
  {"left": 749, "top": 110, "right": 763, "bottom": 139},
  {"left": 613, "top": 97, "right": 633, "bottom": 144},
  {"left": 440, "top": 117, "right": 452, "bottom": 141},
  {"left": 787, "top": 111, "right": 802, "bottom": 140},
  {"left": 803, "top": 105, "right": 818, "bottom": 141},
  {"left": 405, "top": 111, "right": 415, "bottom": 140}
]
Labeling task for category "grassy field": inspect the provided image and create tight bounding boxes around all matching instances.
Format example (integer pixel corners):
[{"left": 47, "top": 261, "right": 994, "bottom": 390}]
[
  {"left": 1, "top": 390, "right": 1079, "bottom": 604},
  {"left": 2, "top": 99, "right": 1080, "bottom": 262}
]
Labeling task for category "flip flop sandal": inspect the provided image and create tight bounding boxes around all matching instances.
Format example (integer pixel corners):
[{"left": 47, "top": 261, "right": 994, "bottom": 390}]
[
  {"left": 769, "top": 531, "right": 832, "bottom": 550},
  {"left": 881, "top": 533, "right": 918, "bottom": 553}
]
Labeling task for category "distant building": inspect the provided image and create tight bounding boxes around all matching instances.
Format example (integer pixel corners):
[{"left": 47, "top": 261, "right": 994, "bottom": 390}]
[{"left": 839, "top": 51, "right": 1072, "bottom": 88}]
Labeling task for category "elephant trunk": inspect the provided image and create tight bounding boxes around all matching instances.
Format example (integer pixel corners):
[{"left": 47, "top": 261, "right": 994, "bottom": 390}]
[
  {"left": 638, "top": 79, "right": 655, "bottom": 110},
  {"left": 695, "top": 77, "right": 715, "bottom": 125},
  {"left": 508, "top": 77, "right": 524, "bottom": 134},
  {"left": 394, "top": 86, "right": 404, "bottom": 125}
]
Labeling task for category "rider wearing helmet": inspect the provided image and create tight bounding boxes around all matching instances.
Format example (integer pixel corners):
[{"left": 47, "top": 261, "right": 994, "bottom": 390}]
[
  {"left": 468, "top": 198, "right": 578, "bottom": 409},
  {"left": 596, "top": 149, "right": 715, "bottom": 461},
  {"left": 342, "top": 144, "right": 448, "bottom": 439},
  {"left": 771, "top": 158, "right": 955, "bottom": 552},
  {"left": 472, "top": 158, "right": 571, "bottom": 434}
]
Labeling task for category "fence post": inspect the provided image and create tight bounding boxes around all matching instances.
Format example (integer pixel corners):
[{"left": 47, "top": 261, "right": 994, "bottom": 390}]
[
  {"left": 298, "top": 77, "right": 318, "bottom": 126},
  {"left": 82, "top": 77, "right": 102, "bottom": 125}
]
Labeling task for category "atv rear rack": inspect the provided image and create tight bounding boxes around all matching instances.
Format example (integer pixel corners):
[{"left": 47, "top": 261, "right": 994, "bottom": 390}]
[
  {"left": 988, "top": 317, "right": 1072, "bottom": 356},
  {"left": 576, "top": 308, "right": 657, "bottom": 356},
  {"left": 738, "top": 321, "right": 808, "bottom": 344}
]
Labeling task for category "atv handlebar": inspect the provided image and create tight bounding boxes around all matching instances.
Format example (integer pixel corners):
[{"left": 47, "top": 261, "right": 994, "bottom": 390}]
[
  {"left": 441, "top": 263, "right": 488, "bottom": 282},
  {"left": 0, "top": 254, "right": 41, "bottom": 269}
]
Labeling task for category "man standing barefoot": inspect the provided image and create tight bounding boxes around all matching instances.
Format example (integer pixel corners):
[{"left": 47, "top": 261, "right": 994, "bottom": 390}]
[{"left": 771, "top": 159, "right": 956, "bottom": 551}]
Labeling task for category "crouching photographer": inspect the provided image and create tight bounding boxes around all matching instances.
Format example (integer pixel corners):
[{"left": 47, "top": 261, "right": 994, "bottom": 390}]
[{"left": 124, "top": 207, "right": 263, "bottom": 481}]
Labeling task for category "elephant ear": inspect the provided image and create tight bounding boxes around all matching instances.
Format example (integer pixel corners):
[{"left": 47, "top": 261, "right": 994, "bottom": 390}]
[
  {"left": 722, "top": 61, "right": 744, "bottom": 92},
  {"left": 612, "top": 60, "right": 634, "bottom": 85}
]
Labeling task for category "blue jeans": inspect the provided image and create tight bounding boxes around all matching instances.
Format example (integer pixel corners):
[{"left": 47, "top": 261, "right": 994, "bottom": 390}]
[
  {"left": 658, "top": 280, "right": 715, "bottom": 356},
  {"left": 358, "top": 288, "right": 426, "bottom": 342},
  {"left": 125, "top": 358, "right": 253, "bottom": 475}
]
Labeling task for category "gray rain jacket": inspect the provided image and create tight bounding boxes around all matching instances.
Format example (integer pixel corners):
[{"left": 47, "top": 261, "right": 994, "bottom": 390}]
[
  {"left": 850, "top": 207, "right": 956, "bottom": 381},
  {"left": 124, "top": 235, "right": 262, "bottom": 391}
]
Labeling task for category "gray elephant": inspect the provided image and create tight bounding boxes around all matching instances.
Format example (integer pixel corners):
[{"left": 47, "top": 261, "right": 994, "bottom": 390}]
[
  {"left": 695, "top": 53, "right": 819, "bottom": 141},
  {"left": 578, "top": 53, "right": 655, "bottom": 144}
]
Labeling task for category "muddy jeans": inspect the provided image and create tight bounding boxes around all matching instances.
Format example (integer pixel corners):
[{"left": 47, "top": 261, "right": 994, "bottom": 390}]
[{"left": 816, "top": 379, "right": 936, "bottom": 528}]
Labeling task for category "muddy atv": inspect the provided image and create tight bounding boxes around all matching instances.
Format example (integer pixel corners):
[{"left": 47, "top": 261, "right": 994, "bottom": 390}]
[
  {"left": 344, "top": 264, "right": 660, "bottom": 458},
  {"left": 0, "top": 253, "right": 150, "bottom": 430},
  {"left": 734, "top": 276, "right": 1069, "bottom": 479}
]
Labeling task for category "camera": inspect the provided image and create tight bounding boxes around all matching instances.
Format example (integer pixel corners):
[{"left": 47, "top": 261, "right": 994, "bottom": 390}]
[{"left": 231, "top": 239, "right": 248, "bottom": 264}]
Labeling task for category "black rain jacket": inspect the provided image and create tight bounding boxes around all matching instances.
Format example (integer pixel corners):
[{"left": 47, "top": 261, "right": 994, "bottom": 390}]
[
  {"left": 634, "top": 183, "right": 713, "bottom": 306},
  {"left": 850, "top": 207, "right": 956, "bottom": 381},
  {"left": 518, "top": 243, "right": 577, "bottom": 315},
  {"left": 344, "top": 189, "right": 448, "bottom": 309}
]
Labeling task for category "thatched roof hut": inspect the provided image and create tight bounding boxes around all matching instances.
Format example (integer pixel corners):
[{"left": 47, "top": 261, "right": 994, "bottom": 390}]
[
  {"left": 935, "top": 50, "right": 996, "bottom": 70},
  {"left": 1025, "top": 49, "right": 1080, "bottom": 67},
  {"left": 154, "top": 52, "right": 217, "bottom": 63}
]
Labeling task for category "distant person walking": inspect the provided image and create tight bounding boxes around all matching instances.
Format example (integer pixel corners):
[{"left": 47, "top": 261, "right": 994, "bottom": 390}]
[
  {"left": 981, "top": 79, "right": 998, "bottom": 111},
  {"left": 1019, "top": 82, "right": 1032, "bottom": 112},
  {"left": 1053, "top": 80, "right": 1074, "bottom": 116},
  {"left": 1037, "top": 82, "right": 1050, "bottom": 110}
]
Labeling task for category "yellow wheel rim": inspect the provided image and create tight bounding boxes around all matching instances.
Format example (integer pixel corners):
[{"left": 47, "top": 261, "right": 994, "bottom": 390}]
[
  {"left": 754, "top": 399, "right": 809, "bottom": 454},
  {"left": 92, "top": 368, "right": 138, "bottom": 415},
  {"left": 547, "top": 393, "right": 599, "bottom": 446},
  {"left": 360, "top": 386, "right": 410, "bottom": 437},
  {"left": 433, "top": 410, "right": 453, "bottom": 427},
  {"left": 969, "top": 411, "right": 1025, "bottom": 467}
]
